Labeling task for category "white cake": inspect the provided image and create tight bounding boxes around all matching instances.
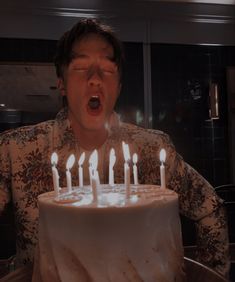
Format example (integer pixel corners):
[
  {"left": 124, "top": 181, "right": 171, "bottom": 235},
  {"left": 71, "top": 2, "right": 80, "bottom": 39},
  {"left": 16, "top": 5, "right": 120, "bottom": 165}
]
[{"left": 33, "top": 184, "right": 185, "bottom": 282}]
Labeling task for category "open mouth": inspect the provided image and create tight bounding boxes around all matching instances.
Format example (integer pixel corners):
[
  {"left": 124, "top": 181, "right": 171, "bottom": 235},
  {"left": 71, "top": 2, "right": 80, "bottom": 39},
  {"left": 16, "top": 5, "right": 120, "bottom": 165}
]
[
  {"left": 87, "top": 95, "right": 102, "bottom": 115},
  {"left": 88, "top": 96, "right": 101, "bottom": 110}
]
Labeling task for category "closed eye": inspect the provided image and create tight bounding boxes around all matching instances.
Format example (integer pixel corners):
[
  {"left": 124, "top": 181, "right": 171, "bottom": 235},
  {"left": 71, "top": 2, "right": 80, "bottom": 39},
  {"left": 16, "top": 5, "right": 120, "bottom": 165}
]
[
  {"left": 102, "top": 68, "right": 116, "bottom": 75},
  {"left": 74, "top": 67, "right": 88, "bottom": 72}
]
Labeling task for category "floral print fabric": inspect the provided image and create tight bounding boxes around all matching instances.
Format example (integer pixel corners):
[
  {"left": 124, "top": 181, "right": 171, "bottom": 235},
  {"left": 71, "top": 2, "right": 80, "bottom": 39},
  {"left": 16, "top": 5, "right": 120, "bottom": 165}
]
[{"left": 0, "top": 108, "right": 230, "bottom": 277}]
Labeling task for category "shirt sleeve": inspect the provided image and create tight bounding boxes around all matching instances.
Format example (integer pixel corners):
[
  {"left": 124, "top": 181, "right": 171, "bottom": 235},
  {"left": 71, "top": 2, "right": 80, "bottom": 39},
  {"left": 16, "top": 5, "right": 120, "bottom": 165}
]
[
  {"left": 195, "top": 206, "right": 230, "bottom": 277},
  {"left": 163, "top": 134, "right": 230, "bottom": 277},
  {"left": 0, "top": 132, "right": 12, "bottom": 214}
]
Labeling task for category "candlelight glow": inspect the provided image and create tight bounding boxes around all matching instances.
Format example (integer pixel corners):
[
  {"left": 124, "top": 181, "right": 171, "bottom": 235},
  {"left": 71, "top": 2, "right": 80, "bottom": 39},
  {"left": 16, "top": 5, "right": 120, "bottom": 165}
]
[
  {"left": 78, "top": 152, "right": 85, "bottom": 166},
  {"left": 122, "top": 141, "right": 131, "bottom": 162},
  {"left": 78, "top": 152, "right": 85, "bottom": 188},
  {"left": 109, "top": 148, "right": 116, "bottom": 168},
  {"left": 159, "top": 149, "right": 166, "bottom": 163},
  {"left": 133, "top": 153, "right": 138, "bottom": 164},
  {"left": 89, "top": 150, "right": 99, "bottom": 202},
  {"left": 51, "top": 152, "right": 60, "bottom": 196},
  {"left": 51, "top": 152, "right": 58, "bottom": 166},
  {"left": 89, "top": 150, "right": 98, "bottom": 171},
  {"left": 66, "top": 154, "right": 75, "bottom": 170},
  {"left": 159, "top": 149, "right": 166, "bottom": 189}
]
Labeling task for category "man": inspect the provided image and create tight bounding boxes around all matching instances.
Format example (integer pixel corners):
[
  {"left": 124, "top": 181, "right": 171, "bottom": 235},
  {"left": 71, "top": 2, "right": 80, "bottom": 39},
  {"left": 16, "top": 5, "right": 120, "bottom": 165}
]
[{"left": 0, "top": 18, "right": 230, "bottom": 279}]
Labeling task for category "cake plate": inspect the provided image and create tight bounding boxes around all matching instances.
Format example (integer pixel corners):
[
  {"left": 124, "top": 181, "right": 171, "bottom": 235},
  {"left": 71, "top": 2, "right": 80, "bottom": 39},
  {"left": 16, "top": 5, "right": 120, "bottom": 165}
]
[
  {"left": 0, "top": 257, "right": 229, "bottom": 281},
  {"left": 184, "top": 257, "right": 229, "bottom": 282}
]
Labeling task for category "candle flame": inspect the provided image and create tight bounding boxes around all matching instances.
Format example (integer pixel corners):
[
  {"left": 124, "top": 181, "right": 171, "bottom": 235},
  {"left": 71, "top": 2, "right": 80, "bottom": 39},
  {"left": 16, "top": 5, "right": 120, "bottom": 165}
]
[
  {"left": 122, "top": 141, "right": 131, "bottom": 162},
  {"left": 66, "top": 154, "right": 75, "bottom": 170},
  {"left": 78, "top": 152, "right": 85, "bottom": 166},
  {"left": 159, "top": 149, "right": 166, "bottom": 163},
  {"left": 89, "top": 150, "right": 98, "bottom": 170},
  {"left": 109, "top": 148, "right": 116, "bottom": 168},
  {"left": 133, "top": 153, "right": 138, "bottom": 164},
  {"left": 51, "top": 152, "right": 58, "bottom": 166}
]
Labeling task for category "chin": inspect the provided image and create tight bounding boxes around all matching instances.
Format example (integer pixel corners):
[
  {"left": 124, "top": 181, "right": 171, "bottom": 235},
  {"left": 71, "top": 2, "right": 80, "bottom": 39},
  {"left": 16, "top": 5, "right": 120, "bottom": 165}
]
[{"left": 83, "top": 119, "right": 107, "bottom": 131}]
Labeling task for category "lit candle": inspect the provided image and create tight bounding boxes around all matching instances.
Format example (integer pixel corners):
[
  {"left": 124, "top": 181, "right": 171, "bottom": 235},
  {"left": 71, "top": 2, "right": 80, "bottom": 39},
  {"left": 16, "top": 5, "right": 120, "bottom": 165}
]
[
  {"left": 122, "top": 141, "right": 131, "bottom": 199},
  {"left": 109, "top": 148, "right": 116, "bottom": 186},
  {"left": 93, "top": 149, "right": 100, "bottom": 185},
  {"left": 78, "top": 152, "right": 85, "bottom": 188},
  {"left": 159, "top": 149, "right": 166, "bottom": 189},
  {"left": 51, "top": 152, "right": 60, "bottom": 197},
  {"left": 91, "top": 176, "right": 98, "bottom": 202},
  {"left": 89, "top": 150, "right": 99, "bottom": 202},
  {"left": 66, "top": 154, "right": 75, "bottom": 193},
  {"left": 132, "top": 153, "right": 138, "bottom": 185},
  {"left": 89, "top": 163, "right": 93, "bottom": 186}
]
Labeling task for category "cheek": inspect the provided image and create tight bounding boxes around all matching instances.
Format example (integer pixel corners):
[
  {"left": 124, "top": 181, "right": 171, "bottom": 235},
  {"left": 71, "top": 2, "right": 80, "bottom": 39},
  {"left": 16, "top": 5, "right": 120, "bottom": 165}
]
[
  {"left": 65, "top": 73, "right": 83, "bottom": 89},
  {"left": 107, "top": 81, "right": 119, "bottom": 94},
  {"left": 106, "top": 85, "right": 120, "bottom": 110},
  {"left": 66, "top": 78, "right": 83, "bottom": 98},
  {"left": 65, "top": 89, "right": 84, "bottom": 112},
  {"left": 106, "top": 77, "right": 120, "bottom": 93}
]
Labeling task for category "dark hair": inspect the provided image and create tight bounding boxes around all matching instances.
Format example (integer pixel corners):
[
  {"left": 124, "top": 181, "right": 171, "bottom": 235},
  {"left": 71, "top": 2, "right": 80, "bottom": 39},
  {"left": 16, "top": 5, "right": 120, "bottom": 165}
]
[{"left": 54, "top": 18, "right": 124, "bottom": 81}]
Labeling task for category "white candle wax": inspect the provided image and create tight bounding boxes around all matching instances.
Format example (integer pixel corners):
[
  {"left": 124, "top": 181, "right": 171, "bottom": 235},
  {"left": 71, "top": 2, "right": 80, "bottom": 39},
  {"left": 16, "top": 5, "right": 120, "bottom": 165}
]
[
  {"left": 109, "top": 167, "right": 114, "bottom": 186},
  {"left": 159, "top": 149, "right": 166, "bottom": 189},
  {"left": 51, "top": 152, "right": 60, "bottom": 197},
  {"left": 95, "top": 170, "right": 100, "bottom": 186},
  {"left": 124, "top": 162, "right": 131, "bottom": 198},
  {"left": 66, "top": 169, "right": 72, "bottom": 193},
  {"left": 89, "top": 150, "right": 98, "bottom": 186},
  {"left": 52, "top": 165, "right": 60, "bottom": 197},
  {"left": 132, "top": 153, "right": 138, "bottom": 185},
  {"left": 78, "top": 165, "right": 83, "bottom": 188},
  {"left": 160, "top": 163, "right": 166, "bottom": 189},
  {"left": 78, "top": 152, "right": 85, "bottom": 188},
  {"left": 89, "top": 165, "right": 92, "bottom": 186},
  {"left": 89, "top": 150, "right": 99, "bottom": 202},
  {"left": 133, "top": 164, "right": 138, "bottom": 185},
  {"left": 91, "top": 175, "right": 98, "bottom": 202},
  {"left": 109, "top": 148, "right": 116, "bottom": 186},
  {"left": 122, "top": 141, "right": 131, "bottom": 200}
]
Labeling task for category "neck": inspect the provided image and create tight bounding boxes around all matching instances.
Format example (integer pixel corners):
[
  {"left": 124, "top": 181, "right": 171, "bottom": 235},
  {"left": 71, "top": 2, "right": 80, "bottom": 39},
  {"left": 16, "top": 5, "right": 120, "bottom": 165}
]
[{"left": 70, "top": 123, "right": 108, "bottom": 151}]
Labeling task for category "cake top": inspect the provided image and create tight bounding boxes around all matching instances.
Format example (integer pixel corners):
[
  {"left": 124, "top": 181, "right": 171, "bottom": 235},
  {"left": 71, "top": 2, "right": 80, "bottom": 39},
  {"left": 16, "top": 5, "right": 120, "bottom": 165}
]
[
  {"left": 38, "top": 184, "right": 178, "bottom": 209},
  {"left": 49, "top": 144, "right": 169, "bottom": 209}
]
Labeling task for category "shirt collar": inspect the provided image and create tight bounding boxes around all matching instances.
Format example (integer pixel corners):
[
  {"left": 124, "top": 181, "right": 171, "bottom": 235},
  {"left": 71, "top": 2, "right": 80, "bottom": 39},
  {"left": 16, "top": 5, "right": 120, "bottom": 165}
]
[
  {"left": 53, "top": 107, "right": 121, "bottom": 151},
  {"left": 53, "top": 107, "right": 76, "bottom": 151}
]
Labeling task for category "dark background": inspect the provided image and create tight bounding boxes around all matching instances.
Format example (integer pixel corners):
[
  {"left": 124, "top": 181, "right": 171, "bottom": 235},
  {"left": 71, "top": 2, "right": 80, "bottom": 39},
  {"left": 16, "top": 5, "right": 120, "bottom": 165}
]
[{"left": 0, "top": 36, "right": 235, "bottom": 279}]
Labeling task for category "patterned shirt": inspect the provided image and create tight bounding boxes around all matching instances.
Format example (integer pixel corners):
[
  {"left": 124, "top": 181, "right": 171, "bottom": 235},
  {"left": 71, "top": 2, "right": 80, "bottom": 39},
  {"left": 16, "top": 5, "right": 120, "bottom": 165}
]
[{"left": 0, "top": 108, "right": 230, "bottom": 277}]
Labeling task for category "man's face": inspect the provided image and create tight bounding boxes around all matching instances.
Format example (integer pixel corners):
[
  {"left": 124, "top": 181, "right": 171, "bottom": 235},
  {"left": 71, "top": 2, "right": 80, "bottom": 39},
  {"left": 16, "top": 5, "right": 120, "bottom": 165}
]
[{"left": 60, "top": 33, "right": 121, "bottom": 132}]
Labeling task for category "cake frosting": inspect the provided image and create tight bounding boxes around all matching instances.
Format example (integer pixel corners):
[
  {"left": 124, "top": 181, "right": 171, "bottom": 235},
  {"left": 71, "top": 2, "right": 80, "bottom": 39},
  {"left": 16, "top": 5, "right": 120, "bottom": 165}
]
[{"left": 33, "top": 184, "right": 185, "bottom": 282}]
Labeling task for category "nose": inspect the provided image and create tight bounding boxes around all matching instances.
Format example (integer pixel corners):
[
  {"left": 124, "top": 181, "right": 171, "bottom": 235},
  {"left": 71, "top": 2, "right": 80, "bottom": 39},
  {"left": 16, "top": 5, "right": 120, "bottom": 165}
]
[{"left": 87, "top": 66, "right": 103, "bottom": 87}]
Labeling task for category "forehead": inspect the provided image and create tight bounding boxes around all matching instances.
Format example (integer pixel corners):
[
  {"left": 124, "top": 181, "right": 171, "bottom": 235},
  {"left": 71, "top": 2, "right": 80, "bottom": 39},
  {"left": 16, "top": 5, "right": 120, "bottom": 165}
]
[{"left": 72, "top": 33, "right": 114, "bottom": 57}]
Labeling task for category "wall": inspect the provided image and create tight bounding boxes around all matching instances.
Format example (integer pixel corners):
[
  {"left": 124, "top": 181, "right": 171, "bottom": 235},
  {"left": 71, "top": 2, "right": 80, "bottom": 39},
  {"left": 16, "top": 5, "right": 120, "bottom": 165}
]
[
  {"left": 151, "top": 44, "right": 235, "bottom": 185},
  {"left": 0, "top": 1, "right": 235, "bottom": 44}
]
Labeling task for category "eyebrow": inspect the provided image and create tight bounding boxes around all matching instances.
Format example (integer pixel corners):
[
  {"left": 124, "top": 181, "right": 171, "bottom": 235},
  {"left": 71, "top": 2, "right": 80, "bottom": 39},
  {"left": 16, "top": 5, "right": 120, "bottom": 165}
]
[
  {"left": 70, "top": 53, "right": 88, "bottom": 60},
  {"left": 70, "top": 52, "right": 115, "bottom": 62}
]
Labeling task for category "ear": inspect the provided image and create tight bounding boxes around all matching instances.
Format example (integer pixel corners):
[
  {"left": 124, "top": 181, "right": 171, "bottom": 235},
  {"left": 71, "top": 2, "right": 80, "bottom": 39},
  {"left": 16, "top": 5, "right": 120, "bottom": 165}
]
[{"left": 57, "top": 78, "right": 66, "bottom": 96}]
